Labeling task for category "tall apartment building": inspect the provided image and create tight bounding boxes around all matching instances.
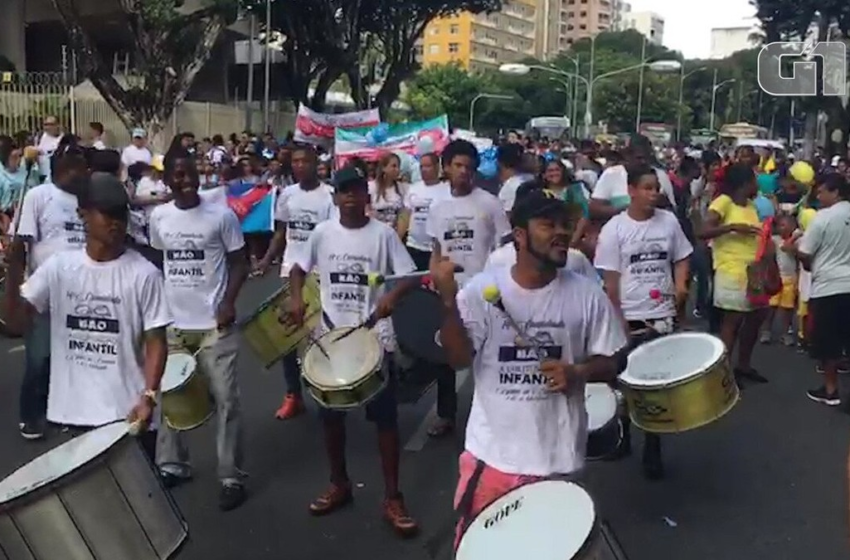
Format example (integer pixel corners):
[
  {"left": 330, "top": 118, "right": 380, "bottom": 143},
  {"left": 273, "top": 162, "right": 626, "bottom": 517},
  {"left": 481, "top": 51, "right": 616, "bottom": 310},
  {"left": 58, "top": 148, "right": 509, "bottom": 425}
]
[
  {"left": 419, "top": 0, "right": 538, "bottom": 73},
  {"left": 621, "top": 11, "right": 665, "bottom": 45},
  {"left": 560, "top": 0, "right": 623, "bottom": 43}
]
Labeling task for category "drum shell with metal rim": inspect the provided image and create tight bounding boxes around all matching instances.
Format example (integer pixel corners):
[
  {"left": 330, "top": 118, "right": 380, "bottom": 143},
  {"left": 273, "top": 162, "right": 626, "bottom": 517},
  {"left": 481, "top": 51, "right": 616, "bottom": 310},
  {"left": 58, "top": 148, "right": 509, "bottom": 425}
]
[
  {"left": 0, "top": 422, "right": 188, "bottom": 560},
  {"left": 301, "top": 327, "right": 386, "bottom": 409},
  {"left": 585, "top": 384, "right": 623, "bottom": 461},
  {"left": 618, "top": 332, "right": 738, "bottom": 434},
  {"left": 391, "top": 288, "right": 447, "bottom": 365},
  {"left": 242, "top": 274, "right": 321, "bottom": 368},
  {"left": 160, "top": 351, "right": 214, "bottom": 431},
  {"left": 457, "top": 480, "right": 628, "bottom": 560}
]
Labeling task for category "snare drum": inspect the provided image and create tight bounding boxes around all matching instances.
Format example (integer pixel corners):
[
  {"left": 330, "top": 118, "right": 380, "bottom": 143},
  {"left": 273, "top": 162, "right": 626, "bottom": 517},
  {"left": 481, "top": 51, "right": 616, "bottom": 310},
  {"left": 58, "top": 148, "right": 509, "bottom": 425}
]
[
  {"left": 160, "top": 352, "right": 214, "bottom": 431},
  {"left": 392, "top": 288, "right": 446, "bottom": 365},
  {"left": 585, "top": 384, "right": 623, "bottom": 461},
  {"left": 457, "top": 480, "right": 625, "bottom": 560},
  {"left": 242, "top": 274, "right": 321, "bottom": 368},
  {"left": 301, "top": 328, "right": 386, "bottom": 409},
  {"left": 619, "top": 332, "right": 738, "bottom": 434},
  {"left": 0, "top": 422, "right": 187, "bottom": 560}
]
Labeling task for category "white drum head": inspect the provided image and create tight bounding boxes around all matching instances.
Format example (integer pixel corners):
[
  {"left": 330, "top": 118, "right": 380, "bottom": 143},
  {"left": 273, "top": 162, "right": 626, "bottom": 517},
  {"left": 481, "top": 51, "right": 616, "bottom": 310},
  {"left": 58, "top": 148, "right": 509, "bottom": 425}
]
[
  {"left": 161, "top": 353, "right": 197, "bottom": 393},
  {"left": 585, "top": 383, "right": 617, "bottom": 432},
  {"left": 457, "top": 480, "right": 595, "bottom": 560},
  {"left": 303, "top": 328, "right": 382, "bottom": 388},
  {"left": 0, "top": 422, "right": 128, "bottom": 505},
  {"left": 620, "top": 332, "right": 725, "bottom": 387}
]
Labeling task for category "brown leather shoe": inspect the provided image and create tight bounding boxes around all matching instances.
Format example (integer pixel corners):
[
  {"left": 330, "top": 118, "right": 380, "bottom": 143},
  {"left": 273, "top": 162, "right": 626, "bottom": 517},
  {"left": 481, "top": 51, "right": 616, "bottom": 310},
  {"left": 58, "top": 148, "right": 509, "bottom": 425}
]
[
  {"left": 383, "top": 494, "right": 419, "bottom": 538},
  {"left": 308, "top": 484, "right": 352, "bottom": 516}
]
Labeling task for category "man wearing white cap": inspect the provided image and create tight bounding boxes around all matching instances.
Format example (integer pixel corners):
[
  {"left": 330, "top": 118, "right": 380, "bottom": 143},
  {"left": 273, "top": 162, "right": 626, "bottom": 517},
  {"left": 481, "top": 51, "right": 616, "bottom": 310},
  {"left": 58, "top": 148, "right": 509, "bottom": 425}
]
[{"left": 121, "top": 128, "right": 153, "bottom": 169}]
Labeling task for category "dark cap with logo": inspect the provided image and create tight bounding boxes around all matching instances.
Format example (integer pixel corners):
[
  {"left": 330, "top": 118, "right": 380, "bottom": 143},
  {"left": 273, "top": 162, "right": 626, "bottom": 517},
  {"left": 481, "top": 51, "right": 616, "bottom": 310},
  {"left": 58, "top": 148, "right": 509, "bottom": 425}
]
[
  {"left": 76, "top": 172, "right": 130, "bottom": 221},
  {"left": 510, "top": 188, "right": 573, "bottom": 229},
  {"left": 333, "top": 164, "right": 369, "bottom": 191}
]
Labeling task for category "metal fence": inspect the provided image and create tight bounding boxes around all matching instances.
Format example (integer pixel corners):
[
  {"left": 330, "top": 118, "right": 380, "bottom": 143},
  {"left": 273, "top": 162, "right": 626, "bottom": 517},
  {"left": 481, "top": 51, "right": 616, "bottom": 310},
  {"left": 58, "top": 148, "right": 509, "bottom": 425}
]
[{"left": 0, "top": 72, "right": 297, "bottom": 147}]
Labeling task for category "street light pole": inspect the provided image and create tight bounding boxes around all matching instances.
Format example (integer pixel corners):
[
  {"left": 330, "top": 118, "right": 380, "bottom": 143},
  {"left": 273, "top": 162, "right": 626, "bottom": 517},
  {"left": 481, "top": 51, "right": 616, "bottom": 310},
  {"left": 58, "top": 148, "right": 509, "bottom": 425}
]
[
  {"left": 262, "top": 0, "right": 272, "bottom": 133},
  {"left": 585, "top": 36, "right": 596, "bottom": 138},
  {"left": 469, "top": 93, "right": 514, "bottom": 131},
  {"left": 676, "top": 65, "right": 706, "bottom": 141},
  {"left": 635, "top": 36, "right": 647, "bottom": 133},
  {"left": 709, "top": 69, "right": 736, "bottom": 132},
  {"left": 549, "top": 78, "right": 572, "bottom": 120},
  {"left": 245, "top": 12, "right": 256, "bottom": 131}
]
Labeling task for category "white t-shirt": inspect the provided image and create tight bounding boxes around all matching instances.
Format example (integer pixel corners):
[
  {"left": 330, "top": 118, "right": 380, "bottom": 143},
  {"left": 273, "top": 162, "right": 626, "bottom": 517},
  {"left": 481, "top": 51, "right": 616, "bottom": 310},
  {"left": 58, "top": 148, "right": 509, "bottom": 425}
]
[
  {"left": 92, "top": 139, "right": 108, "bottom": 150},
  {"left": 207, "top": 146, "right": 230, "bottom": 165},
  {"left": 799, "top": 200, "right": 850, "bottom": 299},
  {"left": 427, "top": 187, "right": 510, "bottom": 285},
  {"left": 199, "top": 186, "right": 228, "bottom": 208},
  {"left": 37, "top": 133, "right": 61, "bottom": 179},
  {"left": 458, "top": 267, "right": 627, "bottom": 476},
  {"left": 594, "top": 210, "right": 693, "bottom": 321},
  {"left": 296, "top": 218, "right": 416, "bottom": 351},
  {"left": 575, "top": 169, "right": 598, "bottom": 191},
  {"left": 121, "top": 145, "right": 153, "bottom": 168},
  {"left": 404, "top": 181, "right": 450, "bottom": 252},
  {"left": 486, "top": 245, "right": 599, "bottom": 281},
  {"left": 149, "top": 199, "right": 245, "bottom": 330},
  {"left": 15, "top": 182, "right": 86, "bottom": 272},
  {"left": 274, "top": 182, "right": 336, "bottom": 276},
  {"left": 21, "top": 250, "right": 172, "bottom": 427},
  {"left": 498, "top": 174, "right": 533, "bottom": 212},
  {"left": 591, "top": 165, "right": 676, "bottom": 210},
  {"left": 369, "top": 181, "right": 406, "bottom": 227}
]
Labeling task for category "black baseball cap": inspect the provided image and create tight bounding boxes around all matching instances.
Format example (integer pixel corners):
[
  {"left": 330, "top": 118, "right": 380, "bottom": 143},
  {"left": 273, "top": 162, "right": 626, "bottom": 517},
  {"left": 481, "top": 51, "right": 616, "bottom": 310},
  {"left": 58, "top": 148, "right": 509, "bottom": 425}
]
[
  {"left": 510, "top": 188, "right": 572, "bottom": 229},
  {"left": 333, "top": 164, "right": 368, "bottom": 191},
  {"left": 76, "top": 172, "right": 130, "bottom": 221}
]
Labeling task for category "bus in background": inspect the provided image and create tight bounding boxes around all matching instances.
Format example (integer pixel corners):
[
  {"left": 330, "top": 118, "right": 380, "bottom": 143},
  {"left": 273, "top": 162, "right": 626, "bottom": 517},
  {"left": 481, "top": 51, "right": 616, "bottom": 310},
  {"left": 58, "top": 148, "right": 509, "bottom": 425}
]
[
  {"left": 719, "top": 122, "right": 770, "bottom": 141},
  {"left": 689, "top": 128, "right": 718, "bottom": 147},
  {"left": 525, "top": 116, "right": 570, "bottom": 141},
  {"left": 638, "top": 123, "right": 673, "bottom": 146}
]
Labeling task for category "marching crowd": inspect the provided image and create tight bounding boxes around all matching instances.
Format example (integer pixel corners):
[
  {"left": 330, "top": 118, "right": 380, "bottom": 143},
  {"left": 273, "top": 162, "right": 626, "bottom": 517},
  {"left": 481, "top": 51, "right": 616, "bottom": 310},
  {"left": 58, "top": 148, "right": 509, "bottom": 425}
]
[{"left": 1, "top": 116, "right": 849, "bottom": 548}]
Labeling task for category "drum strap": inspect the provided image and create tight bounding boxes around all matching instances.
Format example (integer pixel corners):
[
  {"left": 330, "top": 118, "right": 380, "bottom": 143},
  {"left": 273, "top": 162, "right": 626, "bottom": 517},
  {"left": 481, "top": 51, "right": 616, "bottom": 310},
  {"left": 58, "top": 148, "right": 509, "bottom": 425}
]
[{"left": 455, "top": 459, "right": 487, "bottom": 536}]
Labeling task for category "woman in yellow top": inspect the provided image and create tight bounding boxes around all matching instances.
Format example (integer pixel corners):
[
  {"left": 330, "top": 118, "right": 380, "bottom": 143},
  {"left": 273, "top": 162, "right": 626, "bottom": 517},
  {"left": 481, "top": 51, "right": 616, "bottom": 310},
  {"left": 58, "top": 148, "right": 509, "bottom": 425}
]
[{"left": 700, "top": 163, "right": 768, "bottom": 385}]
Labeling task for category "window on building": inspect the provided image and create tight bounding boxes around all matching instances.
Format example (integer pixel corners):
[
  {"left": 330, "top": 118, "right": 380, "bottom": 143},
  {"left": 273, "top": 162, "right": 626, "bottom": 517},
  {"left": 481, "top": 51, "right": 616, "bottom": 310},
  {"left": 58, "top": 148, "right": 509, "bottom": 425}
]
[
  {"left": 450, "top": 24, "right": 459, "bottom": 34},
  {"left": 449, "top": 42, "right": 460, "bottom": 53},
  {"left": 568, "top": 11, "right": 574, "bottom": 16},
  {"left": 567, "top": 24, "right": 574, "bottom": 30},
  {"left": 429, "top": 26, "right": 439, "bottom": 35},
  {"left": 580, "top": 10, "right": 587, "bottom": 16},
  {"left": 579, "top": 23, "right": 587, "bottom": 30},
  {"left": 414, "top": 45, "right": 424, "bottom": 55},
  {"left": 567, "top": 38, "right": 574, "bottom": 44},
  {"left": 580, "top": 0, "right": 587, "bottom": 3},
  {"left": 428, "top": 44, "right": 440, "bottom": 55}
]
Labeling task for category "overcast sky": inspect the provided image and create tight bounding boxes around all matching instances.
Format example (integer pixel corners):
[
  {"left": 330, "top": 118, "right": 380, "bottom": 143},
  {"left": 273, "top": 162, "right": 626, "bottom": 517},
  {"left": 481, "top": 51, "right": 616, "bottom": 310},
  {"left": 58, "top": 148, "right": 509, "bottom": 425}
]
[{"left": 628, "top": 0, "right": 757, "bottom": 59}]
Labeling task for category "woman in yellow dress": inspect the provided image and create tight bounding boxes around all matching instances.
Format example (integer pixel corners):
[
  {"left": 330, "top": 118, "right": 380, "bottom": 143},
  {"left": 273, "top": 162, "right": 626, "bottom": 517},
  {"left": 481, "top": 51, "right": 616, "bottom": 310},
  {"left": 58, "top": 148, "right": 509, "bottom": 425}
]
[{"left": 700, "top": 163, "right": 769, "bottom": 385}]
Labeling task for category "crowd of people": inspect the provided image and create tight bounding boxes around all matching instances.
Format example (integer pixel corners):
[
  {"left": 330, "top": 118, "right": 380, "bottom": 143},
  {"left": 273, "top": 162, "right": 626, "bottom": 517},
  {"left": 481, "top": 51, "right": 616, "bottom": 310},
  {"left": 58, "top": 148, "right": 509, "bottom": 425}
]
[{"left": 1, "top": 116, "right": 849, "bottom": 549}]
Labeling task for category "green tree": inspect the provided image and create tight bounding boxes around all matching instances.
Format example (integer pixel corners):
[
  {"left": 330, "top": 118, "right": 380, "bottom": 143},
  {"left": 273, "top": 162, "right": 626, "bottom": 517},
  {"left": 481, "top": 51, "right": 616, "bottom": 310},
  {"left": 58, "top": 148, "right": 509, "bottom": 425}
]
[
  {"left": 52, "top": 0, "right": 238, "bottom": 148},
  {"left": 404, "top": 63, "right": 488, "bottom": 123}
]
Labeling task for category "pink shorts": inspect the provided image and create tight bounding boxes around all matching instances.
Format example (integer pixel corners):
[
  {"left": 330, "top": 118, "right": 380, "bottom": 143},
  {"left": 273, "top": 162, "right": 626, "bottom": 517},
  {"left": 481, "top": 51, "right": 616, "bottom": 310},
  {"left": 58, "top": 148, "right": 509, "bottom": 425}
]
[{"left": 453, "top": 451, "right": 547, "bottom": 549}]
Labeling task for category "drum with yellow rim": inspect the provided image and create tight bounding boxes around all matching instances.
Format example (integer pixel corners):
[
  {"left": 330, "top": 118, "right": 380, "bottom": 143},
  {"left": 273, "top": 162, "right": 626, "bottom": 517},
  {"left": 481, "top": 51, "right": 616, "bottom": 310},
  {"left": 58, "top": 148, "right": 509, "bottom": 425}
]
[
  {"left": 160, "top": 329, "right": 217, "bottom": 431},
  {"left": 618, "top": 332, "right": 738, "bottom": 434},
  {"left": 242, "top": 274, "right": 321, "bottom": 368}
]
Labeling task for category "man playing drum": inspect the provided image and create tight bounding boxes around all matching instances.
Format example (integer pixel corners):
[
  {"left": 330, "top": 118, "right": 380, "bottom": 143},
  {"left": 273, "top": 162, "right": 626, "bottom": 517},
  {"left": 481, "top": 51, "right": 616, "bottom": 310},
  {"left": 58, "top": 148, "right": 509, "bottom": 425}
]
[
  {"left": 426, "top": 139, "right": 510, "bottom": 438},
  {"left": 428, "top": 189, "right": 626, "bottom": 547},
  {"left": 3, "top": 172, "right": 171, "bottom": 460},
  {"left": 149, "top": 156, "right": 250, "bottom": 512},
  {"left": 255, "top": 145, "right": 336, "bottom": 420},
  {"left": 594, "top": 162, "right": 693, "bottom": 480},
  {"left": 287, "top": 165, "right": 420, "bottom": 537}
]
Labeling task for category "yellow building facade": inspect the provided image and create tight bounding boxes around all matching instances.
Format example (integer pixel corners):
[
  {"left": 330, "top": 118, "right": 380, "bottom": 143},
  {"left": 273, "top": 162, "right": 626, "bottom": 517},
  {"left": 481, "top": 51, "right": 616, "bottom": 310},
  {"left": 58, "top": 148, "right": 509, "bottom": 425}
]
[{"left": 420, "top": 0, "right": 539, "bottom": 73}]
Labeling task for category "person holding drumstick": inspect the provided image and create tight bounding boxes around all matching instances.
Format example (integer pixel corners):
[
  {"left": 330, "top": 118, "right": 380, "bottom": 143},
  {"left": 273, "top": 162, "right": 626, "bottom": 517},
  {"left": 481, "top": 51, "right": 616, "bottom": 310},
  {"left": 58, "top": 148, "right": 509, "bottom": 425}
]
[
  {"left": 428, "top": 189, "right": 626, "bottom": 548},
  {"left": 149, "top": 156, "right": 250, "bottom": 512},
  {"left": 287, "top": 165, "right": 420, "bottom": 537},
  {"left": 3, "top": 173, "right": 170, "bottom": 461},
  {"left": 594, "top": 163, "right": 693, "bottom": 480}
]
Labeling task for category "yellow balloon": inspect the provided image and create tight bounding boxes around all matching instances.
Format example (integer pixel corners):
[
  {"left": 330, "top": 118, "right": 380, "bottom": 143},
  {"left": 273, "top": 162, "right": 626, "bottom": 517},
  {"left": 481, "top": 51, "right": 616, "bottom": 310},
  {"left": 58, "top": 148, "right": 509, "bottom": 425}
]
[
  {"left": 482, "top": 285, "right": 501, "bottom": 304},
  {"left": 790, "top": 161, "right": 815, "bottom": 185},
  {"left": 799, "top": 207, "right": 817, "bottom": 231}
]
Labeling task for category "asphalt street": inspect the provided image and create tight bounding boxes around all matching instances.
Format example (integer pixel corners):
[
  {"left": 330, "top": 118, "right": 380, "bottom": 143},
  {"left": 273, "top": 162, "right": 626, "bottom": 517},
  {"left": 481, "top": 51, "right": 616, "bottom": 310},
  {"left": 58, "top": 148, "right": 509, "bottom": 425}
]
[{"left": 1, "top": 274, "right": 849, "bottom": 560}]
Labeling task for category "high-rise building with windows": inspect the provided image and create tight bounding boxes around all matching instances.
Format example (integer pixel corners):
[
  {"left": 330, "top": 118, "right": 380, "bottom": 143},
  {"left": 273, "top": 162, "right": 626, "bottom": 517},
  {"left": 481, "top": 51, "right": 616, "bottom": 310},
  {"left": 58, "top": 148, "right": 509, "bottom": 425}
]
[{"left": 621, "top": 11, "right": 665, "bottom": 45}]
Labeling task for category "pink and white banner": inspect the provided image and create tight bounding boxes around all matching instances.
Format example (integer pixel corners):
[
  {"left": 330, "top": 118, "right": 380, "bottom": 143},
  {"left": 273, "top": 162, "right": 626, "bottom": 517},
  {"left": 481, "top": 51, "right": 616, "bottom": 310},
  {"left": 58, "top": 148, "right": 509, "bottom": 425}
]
[{"left": 293, "top": 104, "right": 381, "bottom": 148}]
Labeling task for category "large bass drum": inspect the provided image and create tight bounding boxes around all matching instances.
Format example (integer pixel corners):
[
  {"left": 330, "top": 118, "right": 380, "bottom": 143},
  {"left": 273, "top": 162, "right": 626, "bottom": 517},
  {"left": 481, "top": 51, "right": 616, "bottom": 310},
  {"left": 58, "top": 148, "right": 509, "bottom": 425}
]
[
  {"left": 0, "top": 422, "right": 187, "bottom": 559},
  {"left": 619, "top": 332, "right": 738, "bottom": 434}
]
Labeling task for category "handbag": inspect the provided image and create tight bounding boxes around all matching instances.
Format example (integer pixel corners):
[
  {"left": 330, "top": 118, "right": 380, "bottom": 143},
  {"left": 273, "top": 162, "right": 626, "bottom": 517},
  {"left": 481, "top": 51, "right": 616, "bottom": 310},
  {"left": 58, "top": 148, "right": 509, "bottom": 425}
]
[{"left": 746, "top": 217, "right": 782, "bottom": 306}]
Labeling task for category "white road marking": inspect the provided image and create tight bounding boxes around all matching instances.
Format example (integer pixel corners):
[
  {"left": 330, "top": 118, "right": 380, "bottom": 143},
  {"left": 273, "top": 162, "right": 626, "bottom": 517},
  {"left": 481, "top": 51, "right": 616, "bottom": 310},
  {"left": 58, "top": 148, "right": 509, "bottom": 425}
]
[
  {"left": 405, "top": 368, "right": 470, "bottom": 452},
  {"left": 8, "top": 345, "right": 24, "bottom": 354}
]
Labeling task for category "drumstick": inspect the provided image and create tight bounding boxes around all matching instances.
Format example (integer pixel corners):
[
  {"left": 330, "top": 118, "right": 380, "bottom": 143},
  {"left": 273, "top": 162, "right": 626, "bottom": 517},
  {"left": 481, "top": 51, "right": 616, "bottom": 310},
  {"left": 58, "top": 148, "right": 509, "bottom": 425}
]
[
  {"left": 367, "top": 265, "right": 464, "bottom": 287},
  {"left": 482, "top": 285, "right": 548, "bottom": 359},
  {"left": 332, "top": 314, "right": 377, "bottom": 343}
]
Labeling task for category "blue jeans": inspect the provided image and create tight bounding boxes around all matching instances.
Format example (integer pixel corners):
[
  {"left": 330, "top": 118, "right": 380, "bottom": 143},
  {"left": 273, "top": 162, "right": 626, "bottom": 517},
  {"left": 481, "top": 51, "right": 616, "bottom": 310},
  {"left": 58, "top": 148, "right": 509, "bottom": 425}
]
[
  {"left": 282, "top": 351, "right": 302, "bottom": 396},
  {"left": 20, "top": 313, "right": 51, "bottom": 424}
]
